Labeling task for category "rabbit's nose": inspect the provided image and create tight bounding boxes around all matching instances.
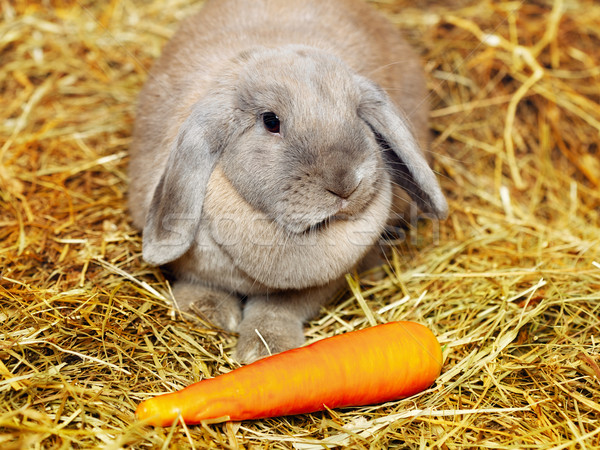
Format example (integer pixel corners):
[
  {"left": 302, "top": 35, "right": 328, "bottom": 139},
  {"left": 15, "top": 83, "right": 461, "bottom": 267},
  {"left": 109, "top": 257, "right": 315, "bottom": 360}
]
[{"left": 325, "top": 170, "right": 361, "bottom": 199}]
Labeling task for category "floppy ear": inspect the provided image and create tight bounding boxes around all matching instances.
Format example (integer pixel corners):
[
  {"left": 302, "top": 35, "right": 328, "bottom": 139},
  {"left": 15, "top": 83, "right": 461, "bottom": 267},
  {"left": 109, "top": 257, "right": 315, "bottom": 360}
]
[
  {"left": 356, "top": 77, "right": 448, "bottom": 219},
  {"left": 142, "top": 95, "right": 228, "bottom": 265}
]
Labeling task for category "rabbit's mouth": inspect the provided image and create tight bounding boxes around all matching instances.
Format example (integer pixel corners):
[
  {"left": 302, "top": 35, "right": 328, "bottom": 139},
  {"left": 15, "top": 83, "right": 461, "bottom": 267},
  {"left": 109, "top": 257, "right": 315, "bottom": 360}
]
[
  {"left": 304, "top": 216, "right": 337, "bottom": 234},
  {"left": 276, "top": 217, "right": 329, "bottom": 235},
  {"left": 306, "top": 212, "right": 358, "bottom": 233},
  {"left": 277, "top": 193, "right": 375, "bottom": 235},
  {"left": 279, "top": 210, "right": 362, "bottom": 236},
  {"left": 276, "top": 180, "right": 379, "bottom": 235},
  {"left": 273, "top": 212, "right": 334, "bottom": 235}
]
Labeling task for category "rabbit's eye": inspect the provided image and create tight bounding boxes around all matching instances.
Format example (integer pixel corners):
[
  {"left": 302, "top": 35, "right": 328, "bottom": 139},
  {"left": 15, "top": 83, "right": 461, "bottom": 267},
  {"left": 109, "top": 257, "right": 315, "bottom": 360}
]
[{"left": 262, "top": 112, "right": 280, "bottom": 134}]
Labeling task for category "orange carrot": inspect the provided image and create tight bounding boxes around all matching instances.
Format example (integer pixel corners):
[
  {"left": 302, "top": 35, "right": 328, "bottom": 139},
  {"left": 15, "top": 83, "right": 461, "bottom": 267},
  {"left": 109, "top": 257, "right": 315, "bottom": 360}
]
[{"left": 136, "top": 321, "right": 443, "bottom": 426}]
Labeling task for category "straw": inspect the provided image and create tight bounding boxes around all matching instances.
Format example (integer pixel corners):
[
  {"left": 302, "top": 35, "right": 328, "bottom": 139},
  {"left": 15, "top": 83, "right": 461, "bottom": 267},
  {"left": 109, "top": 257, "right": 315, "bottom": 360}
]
[{"left": 1, "top": 0, "right": 599, "bottom": 447}]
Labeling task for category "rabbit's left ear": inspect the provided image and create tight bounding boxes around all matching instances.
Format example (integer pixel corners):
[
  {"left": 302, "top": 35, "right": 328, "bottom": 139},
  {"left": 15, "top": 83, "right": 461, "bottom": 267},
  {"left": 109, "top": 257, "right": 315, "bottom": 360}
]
[
  {"left": 142, "top": 94, "right": 228, "bottom": 266},
  {"left": 356, "top": 76, "right": 448, "bottom": 219}
]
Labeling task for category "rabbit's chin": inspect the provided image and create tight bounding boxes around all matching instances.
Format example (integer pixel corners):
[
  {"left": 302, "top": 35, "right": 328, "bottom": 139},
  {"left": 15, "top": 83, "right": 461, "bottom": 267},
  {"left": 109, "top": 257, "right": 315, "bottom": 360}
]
[{"left": 201, "top": 165, "right": 392, "bottom": 290}]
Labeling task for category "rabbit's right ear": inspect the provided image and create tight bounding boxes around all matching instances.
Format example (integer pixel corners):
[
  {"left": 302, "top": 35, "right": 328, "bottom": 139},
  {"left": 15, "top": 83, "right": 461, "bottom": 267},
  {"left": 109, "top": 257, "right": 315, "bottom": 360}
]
[
  {"left": 355, "top": 76, "right": 448, "bottom": 220},
  {"left": 142, "top": 95, "right": 228, "bottom": 266}
]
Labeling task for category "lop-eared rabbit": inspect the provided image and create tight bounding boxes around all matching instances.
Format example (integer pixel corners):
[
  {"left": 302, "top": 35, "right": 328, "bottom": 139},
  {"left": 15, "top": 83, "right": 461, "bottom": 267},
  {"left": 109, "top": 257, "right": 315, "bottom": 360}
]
[{"left": 129, "top": 0, "right": 448, "bottom": 363}]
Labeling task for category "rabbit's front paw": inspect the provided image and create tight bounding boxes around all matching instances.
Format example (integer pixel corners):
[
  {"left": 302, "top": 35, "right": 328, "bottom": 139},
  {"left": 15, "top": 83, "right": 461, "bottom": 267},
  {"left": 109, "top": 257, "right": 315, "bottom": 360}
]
[
  {"left": 172, "top": 282, "right": 242, "bottom": 331},
  {"left": 235, "top": 316, "right": 305, "bottom": 364}
]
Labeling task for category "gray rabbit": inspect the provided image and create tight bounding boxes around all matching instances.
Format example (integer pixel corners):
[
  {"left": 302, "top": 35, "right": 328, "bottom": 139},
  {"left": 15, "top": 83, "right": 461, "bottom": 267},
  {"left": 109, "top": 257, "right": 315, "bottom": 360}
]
[{"left": 129, "top": 0, "right": 448, "bottom": 363}]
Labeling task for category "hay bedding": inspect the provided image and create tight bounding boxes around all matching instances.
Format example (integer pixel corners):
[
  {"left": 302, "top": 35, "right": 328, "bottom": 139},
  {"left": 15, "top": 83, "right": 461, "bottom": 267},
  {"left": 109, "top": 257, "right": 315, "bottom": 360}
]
[{"left": 0, "top": 0, "right": 599, "bottom": 447}]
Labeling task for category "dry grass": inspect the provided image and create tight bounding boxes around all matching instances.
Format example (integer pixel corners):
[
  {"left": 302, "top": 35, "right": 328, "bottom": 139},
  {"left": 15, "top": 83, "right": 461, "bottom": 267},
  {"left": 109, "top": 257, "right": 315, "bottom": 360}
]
[{"left": 1, "top": 0, "right": 599, "bottom": 448}]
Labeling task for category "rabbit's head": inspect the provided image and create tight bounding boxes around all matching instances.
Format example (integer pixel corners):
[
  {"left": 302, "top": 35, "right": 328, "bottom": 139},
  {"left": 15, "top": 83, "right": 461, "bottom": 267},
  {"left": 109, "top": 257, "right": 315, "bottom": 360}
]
[{"left": 142, "top": 46, "right": 447, "bottom": 287}]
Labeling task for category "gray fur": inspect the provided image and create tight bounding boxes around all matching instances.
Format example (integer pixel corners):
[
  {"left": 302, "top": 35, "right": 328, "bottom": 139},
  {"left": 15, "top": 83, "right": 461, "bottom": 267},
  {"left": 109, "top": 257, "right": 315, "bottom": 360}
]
[{"left": 129, "top": 0, "right": 448, "bottom": 363}]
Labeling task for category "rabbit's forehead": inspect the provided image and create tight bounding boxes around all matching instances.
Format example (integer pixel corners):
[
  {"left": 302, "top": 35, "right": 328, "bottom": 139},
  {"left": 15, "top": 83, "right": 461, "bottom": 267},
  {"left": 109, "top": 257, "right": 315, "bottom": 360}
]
[{"left": 237, "top": 50, "right": 361, "bottom": 115}]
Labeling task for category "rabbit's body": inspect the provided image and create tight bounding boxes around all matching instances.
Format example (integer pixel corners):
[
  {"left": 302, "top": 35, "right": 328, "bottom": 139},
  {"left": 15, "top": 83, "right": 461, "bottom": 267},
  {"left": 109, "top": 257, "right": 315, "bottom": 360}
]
[{"left": 130, "top": 0, "right": 447, "bottom": 362}]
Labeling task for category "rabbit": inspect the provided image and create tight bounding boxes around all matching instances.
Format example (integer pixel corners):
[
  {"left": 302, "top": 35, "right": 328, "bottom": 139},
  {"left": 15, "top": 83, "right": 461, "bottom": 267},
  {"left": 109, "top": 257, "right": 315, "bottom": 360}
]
[{"left": 128, "top": 0, "right": 448, "bottom": 363}]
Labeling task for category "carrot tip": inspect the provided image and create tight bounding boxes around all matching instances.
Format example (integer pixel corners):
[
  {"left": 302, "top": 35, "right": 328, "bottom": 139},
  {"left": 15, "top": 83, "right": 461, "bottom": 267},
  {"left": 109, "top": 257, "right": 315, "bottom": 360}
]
[{"left": 136, "top": 398, "right": 181, "bottom": 426}]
